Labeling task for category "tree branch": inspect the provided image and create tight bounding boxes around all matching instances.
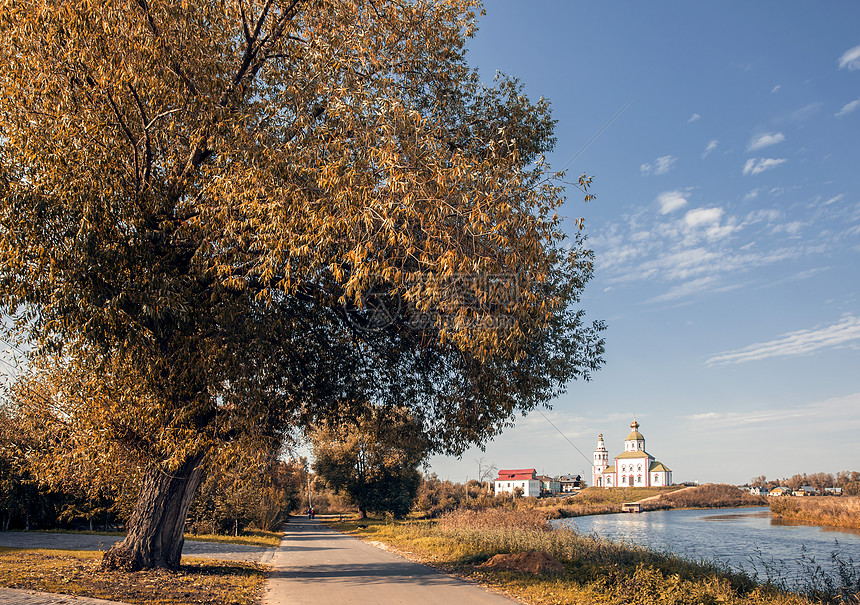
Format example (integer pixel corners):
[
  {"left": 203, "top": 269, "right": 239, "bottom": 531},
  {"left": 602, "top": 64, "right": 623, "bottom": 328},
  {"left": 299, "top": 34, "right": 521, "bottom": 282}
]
[
  {"left": 105, "top": 89, "right": 141, "bottom": 193},
  {"left": 127, "top": 83, "right": 153, "bottom": 192}
]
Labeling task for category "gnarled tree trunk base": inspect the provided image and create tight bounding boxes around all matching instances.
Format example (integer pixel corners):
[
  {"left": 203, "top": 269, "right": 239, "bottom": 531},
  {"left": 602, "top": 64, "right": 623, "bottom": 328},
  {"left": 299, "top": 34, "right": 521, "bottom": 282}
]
[{"left": 102, "top": 453, "right": 205, "bottom": 571}]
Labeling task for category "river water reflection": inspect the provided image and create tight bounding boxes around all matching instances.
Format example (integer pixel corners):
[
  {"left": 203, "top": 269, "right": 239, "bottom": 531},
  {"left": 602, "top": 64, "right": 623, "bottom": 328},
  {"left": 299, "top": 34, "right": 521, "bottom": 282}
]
[{"left": 553, "top": 507, "right": 860, "bottom": 584}]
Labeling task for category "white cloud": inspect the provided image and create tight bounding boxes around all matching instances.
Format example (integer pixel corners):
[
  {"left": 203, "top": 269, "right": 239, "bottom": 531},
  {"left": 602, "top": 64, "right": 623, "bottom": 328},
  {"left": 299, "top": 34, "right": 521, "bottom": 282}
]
[
  {"left": 701, "top": 140, "right": 718, "bottom": 159},
  {"left": 590, "top": 178, "right": 855, "bottom": 306},
  {"left": 835, "top": 99, "right": 860, "bottom": 118},
  {"left": 706, "top": 314, "right": 860, "bottom": 366},
  {"left": 685, "top": 392, "right": 860, "bottom": 431},
  {"left": 743, "top": 188, "right": 762, "bottom": 202},
  {"left": 641, "top": 155, "right": 677, "bottom": 176},
  {"left": 771, "top": 220, "right": 803, "bottom": 236},
  {"left": 684, "top": 207, "right": 723, "bottom": 229},
  {"left": 687, "top": 113, "right": 701, "bottom": 123},
  {"left": 838, "top": 44, "right": 860, "bottom": 70},
  {"left": 788, "top": 103, "right": 821, "bottom": 122},
  {"left": 682, "top": 207, "right": 738, "bottom": 242},
  {"left": 743, "top": 157, "right": 787, "bottom": 175},
  {"left": 771, "top": 85, "right": 781, "bottom": 94},
  {"left": 747, "top": 132, "right": 785, "bottom": 152},
  {"left": 648, "top": 277, "right": 718, "bottom": 303},
  {"left": 656, "top": 190, "right": 688, "bottom": 214}
]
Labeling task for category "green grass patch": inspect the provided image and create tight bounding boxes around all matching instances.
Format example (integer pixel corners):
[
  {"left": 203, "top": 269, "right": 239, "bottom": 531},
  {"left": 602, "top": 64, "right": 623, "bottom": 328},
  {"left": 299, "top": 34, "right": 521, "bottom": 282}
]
[
  {"left": 184, "top": 529, "right": 283, "bottom": 548},
  {"left": 0, "top": 547, "right": 267, "bottom": 604}
]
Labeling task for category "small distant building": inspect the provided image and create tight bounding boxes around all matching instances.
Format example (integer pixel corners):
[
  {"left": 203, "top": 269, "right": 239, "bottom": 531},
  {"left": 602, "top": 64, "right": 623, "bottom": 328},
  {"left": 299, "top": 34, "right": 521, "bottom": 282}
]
[
  {"left": 769, "top": 486, "right": 792, "bottom": 496},
  {"left": 825, "top": 487, "right": 843, "bottom": 496},
  {"left": 750, "top": 486, "right": 769, "bottom": 496},
  {"left": 495, "top": 469, "right": 540, "bottom": 497},
  {"left": 558, "top": 474, "right": 584, "bottom": 493},
  {"left": 537, "top": 475, "right": 561, "bottom": 496},
  {"left": 794, "top": 486, "right": 818, "bottom": 496},
  {"left": 593, "top": 419, "right": 672, "bottom": 488}
]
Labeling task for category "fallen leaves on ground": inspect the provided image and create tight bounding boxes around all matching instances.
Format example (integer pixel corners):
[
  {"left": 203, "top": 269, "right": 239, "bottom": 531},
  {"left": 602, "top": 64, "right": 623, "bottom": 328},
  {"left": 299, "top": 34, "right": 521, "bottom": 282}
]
[{"left": 0, "top": 547, "right": 267, "bottom": 604}]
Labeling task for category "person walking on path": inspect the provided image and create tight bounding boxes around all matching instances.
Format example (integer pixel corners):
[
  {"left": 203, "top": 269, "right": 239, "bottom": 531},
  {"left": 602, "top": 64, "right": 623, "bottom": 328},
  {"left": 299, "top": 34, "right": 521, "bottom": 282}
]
[{"left": 262, "top": 516, "right": 517, "bottom": 605}]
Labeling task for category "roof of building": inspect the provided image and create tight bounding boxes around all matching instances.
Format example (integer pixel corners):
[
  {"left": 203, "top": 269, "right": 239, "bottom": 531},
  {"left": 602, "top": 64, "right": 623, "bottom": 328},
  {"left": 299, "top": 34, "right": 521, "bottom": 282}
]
[
  {"left": 496, "top": 468, "right": 536, "bottom": 481},
  {"left": 604, "top": 465, "right": 615, "bottom": 473},
  {"left": 615, "top": 450, "right": 653, "bottom": 459},
  {"left": 649, "top": 462, "right": 671, "bottom": 472},
  {"left": 625, "top": 419, "right": 644, "bottom": 441}
]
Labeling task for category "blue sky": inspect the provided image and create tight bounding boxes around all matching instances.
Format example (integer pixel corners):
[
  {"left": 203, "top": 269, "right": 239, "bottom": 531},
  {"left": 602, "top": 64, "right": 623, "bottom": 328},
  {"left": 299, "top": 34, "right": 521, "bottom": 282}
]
[{"left": 428, "top": 1, "right": 860, "bottom": 485}]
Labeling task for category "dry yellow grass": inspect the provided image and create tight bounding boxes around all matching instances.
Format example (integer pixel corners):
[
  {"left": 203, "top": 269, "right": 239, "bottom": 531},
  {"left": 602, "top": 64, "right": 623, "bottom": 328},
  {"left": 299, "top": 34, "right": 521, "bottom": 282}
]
[
  {"left": 0, "top": 547, "right": 268, "bottom": 605},
  {"left": 769, "top": 496, "right": 860, "bottom": 530}
]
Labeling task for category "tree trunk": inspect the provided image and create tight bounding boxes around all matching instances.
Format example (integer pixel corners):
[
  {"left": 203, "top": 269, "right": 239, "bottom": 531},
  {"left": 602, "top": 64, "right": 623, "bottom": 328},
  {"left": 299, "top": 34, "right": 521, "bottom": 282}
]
[{"left": 102, "top": 453, "right": 205, "bottom": 570}]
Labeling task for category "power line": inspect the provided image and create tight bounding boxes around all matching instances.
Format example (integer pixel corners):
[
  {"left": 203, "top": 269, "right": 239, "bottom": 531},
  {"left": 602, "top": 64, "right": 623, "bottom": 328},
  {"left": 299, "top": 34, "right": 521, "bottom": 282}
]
[
  {"left": 537, "top": 409, "right": 592, "bottom": 467},
  {"left": 559, "top": 97, "right": 636, "bottom": 174}
]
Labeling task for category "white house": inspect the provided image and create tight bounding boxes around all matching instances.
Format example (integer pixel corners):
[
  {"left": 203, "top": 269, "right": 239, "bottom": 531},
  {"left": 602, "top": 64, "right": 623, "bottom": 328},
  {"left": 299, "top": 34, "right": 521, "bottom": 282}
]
[
  {"left": 592, "top": 420, "right": 672, "bottom": 488},
  {"left": 495, "top": 468, "right": 541, "bottom": 497}
]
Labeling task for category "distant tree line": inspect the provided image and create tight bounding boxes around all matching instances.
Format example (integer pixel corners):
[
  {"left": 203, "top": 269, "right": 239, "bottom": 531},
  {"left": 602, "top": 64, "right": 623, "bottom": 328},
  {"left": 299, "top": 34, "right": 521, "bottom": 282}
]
[{"left": 750, "top": 471, "right": 860, "bottom": 494}]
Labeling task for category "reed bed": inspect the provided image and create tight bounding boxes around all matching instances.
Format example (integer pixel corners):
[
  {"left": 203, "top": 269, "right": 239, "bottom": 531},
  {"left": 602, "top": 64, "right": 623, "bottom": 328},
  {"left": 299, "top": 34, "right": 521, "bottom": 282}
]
[
  {"left": 769, "top": 496, "right": 860, "bottom": 531},
  {"left": 433, "top": 508, "right": 743, "bottom": 577}
]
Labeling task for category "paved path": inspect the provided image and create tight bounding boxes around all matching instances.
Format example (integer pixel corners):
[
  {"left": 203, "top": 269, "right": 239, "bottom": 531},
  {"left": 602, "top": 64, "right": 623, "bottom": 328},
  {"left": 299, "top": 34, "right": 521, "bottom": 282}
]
[
  {"left": 261, "top": 517, "right": 518, "bottom": 605},
  {"left": 635, "top": 485, "right": 696, "bottom": 503}
]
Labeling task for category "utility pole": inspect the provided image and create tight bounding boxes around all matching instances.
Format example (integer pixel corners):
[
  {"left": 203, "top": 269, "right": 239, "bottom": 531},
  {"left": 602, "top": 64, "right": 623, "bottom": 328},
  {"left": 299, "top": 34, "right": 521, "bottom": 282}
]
[{"left": 306, "top": 462, "right": 313, "bottom": 510}]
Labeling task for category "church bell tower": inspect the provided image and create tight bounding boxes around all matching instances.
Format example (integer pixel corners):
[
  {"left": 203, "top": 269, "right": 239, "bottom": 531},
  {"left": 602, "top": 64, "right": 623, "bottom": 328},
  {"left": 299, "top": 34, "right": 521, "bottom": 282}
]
[{"left": 592, "top": 434, "right": 609, "bottom": 487}]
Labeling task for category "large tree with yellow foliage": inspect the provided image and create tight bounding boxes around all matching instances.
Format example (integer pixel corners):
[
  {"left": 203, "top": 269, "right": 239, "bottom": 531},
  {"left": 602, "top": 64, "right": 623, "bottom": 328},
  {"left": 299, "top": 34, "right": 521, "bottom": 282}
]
[{"left": 0, "top": 0, "right": 604, "bottom": 569}]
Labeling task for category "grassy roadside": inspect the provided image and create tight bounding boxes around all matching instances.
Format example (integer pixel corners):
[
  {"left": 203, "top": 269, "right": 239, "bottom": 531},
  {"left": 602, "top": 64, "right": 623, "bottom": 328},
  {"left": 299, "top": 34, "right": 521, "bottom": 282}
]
[
  {"left": 0, "top": 546, "right": 267, "bottom": 605},
  {"left": 13, "top": 528, "right": 283, "bottom": 548},
  {"left": 325, "top": 510, "right": 839, "bottom": 605},
  {"left": 184, "top": 529, "right": 283, "bottom": 548}
]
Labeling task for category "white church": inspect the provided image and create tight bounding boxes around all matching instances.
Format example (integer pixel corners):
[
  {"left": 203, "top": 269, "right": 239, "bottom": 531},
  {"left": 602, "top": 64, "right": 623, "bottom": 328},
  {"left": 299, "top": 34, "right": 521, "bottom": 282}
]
[{"left": 592, "top": 419, "right": 672, "bottom": 488}]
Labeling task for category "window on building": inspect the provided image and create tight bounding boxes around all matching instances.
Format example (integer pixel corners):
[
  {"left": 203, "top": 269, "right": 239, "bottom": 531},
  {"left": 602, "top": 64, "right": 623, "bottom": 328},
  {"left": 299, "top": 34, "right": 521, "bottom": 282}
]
[{"left": 637, "top": 475, "right": 642, "bottom": 483}]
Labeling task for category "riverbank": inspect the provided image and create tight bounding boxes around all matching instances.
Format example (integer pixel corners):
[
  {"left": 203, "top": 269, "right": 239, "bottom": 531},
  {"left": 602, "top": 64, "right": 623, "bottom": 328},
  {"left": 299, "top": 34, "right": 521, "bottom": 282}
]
[
  {"left": 327, "top": 509, "right": 846, "bottom": 605},
  {"left": 643, "top": 483, "right": 768, "bottom": 511},
  {"left": 769, "top": 496, "right": 860, "bottom": 531},
  {"left": 511, "top": 484, "right": 767, "bottom": 520}
]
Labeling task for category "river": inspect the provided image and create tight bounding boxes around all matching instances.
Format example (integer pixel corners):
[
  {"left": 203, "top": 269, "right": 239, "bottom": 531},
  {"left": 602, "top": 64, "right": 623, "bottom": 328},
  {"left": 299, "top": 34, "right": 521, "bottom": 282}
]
[{"left": 553, "top": 507, "right": 860, "bottom": 587}]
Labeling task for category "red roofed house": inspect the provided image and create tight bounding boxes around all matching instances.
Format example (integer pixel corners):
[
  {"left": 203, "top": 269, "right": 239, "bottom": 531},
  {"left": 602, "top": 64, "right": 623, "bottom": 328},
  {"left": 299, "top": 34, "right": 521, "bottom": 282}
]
[{"left": 494, "top": 468, "right": 540, "bottom": 497}]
